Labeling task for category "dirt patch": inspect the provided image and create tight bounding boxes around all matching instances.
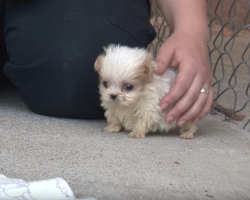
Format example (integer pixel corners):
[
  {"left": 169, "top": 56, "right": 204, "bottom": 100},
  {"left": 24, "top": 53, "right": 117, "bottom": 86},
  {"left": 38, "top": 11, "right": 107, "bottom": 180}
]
[{"left": 212, "top": 103, "right": 246, "bottom": 121}]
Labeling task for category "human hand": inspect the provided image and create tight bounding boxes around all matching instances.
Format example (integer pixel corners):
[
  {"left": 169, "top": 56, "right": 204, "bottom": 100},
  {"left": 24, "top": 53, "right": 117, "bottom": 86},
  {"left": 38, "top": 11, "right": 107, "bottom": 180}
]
[{"left": 154, "top": 30, "right": 213, "bottom": 127}]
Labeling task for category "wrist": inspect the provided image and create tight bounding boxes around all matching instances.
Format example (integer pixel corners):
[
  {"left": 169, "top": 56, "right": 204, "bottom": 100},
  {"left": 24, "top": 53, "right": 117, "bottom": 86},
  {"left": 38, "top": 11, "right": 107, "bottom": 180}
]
[
  {"left": 172, "top": 12, "right": 209, "bottom": 42},
  {"left": 173, "top": 25, "right": 209, "bottom": 42},
  {"left": 156, "top": 0, "right": 208, "bottom": 41}
]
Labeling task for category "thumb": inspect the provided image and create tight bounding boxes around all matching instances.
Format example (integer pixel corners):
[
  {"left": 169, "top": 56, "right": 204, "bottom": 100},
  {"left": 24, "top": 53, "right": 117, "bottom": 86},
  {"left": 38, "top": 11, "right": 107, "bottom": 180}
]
[{"left": 154, "top": 45, "right": 174, "bottom": 75}]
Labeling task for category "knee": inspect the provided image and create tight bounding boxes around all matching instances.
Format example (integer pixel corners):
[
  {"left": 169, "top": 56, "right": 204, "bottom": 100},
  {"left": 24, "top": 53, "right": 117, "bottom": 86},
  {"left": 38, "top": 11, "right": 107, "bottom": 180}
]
[
  {"left": 21, "top": 80, "right": 105, "bottom": 119},
  {"left": 4, "top": 58, "right": 104, "bottom": 119}
]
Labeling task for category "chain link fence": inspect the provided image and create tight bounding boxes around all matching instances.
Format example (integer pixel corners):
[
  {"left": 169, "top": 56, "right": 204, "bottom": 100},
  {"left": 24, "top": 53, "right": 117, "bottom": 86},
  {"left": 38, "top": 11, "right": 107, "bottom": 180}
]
[{"left": 149, "top": 0, "right": 250, "bottom": 131}]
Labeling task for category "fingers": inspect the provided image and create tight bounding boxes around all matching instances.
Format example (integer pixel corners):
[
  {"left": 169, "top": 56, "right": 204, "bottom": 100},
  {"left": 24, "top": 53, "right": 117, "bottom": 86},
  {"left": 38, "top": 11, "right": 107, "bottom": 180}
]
[
  {"left": 193, "top": 87, "right": 214, "bottom": 122},
  {"left": 154, "top": 43, "right": 174, "bottom": 75},
  {"left": 160, "top": 60, "right": 212, "bottom": 125},
  {"left": 176, "top": 86, "right": 213, "bottom": 126},
  {"left": 160, "top": 62, "right": 197, "bottom": 111},
  {"left": 154, "top": 30, "right": 212, "bottom": 125},
  {"left": 163, "top": 75, "right": 204, "bottom": 124}
]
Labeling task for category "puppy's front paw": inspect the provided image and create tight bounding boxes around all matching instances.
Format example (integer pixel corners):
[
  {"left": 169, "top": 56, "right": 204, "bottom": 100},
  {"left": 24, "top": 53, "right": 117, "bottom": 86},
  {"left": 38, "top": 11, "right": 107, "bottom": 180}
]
[
  {"left": 128, "top": 131, "right": 146, "bottom": 138},
  {"left": 104, "top": 124, "right": 121, "bottom": 133}
]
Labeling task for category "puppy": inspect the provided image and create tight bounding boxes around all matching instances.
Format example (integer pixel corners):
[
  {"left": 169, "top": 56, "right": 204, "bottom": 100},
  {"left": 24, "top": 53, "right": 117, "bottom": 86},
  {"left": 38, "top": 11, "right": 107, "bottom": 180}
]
[{"left": 94, "top": 44, "right": 197, "bottom": 139}]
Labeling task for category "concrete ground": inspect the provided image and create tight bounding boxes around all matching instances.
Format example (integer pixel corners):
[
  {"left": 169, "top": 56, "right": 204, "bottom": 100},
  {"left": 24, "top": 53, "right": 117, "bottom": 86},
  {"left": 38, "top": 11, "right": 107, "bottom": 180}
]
[
  {"left": 1, "top": 24, "right": 250, "bottom": 198},
  {"left": 0, "top": 84, "right": 250, "bottom": 200}
]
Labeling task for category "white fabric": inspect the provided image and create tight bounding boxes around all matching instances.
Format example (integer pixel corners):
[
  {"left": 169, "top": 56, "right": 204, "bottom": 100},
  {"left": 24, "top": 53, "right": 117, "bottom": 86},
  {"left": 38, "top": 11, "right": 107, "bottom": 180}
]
[{"left": 0, "top": 174, "right": 97, "bottom": 200}]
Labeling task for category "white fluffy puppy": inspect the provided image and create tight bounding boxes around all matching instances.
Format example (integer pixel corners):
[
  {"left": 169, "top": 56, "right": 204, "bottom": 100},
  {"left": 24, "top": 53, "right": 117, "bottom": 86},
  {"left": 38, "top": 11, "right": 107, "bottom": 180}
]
[{"left": 94, "top": 44, "right": 197, "bottom": 139}]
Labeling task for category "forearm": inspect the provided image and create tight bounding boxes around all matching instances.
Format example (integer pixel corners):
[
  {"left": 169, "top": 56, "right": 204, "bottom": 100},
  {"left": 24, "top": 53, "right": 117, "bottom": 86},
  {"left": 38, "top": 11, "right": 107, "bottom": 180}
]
[{"left": 155, "top": 0, "right": 208, "bottom": 40}]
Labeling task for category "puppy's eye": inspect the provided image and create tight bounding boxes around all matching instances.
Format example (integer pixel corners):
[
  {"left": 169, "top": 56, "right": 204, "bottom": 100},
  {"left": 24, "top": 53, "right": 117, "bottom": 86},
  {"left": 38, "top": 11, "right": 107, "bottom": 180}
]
[
  {"left": 124, "top": 84, "right": 133, "bottom": 91},
  {"left": 103, "top": 81, "right": 108, "bottom": 88}
]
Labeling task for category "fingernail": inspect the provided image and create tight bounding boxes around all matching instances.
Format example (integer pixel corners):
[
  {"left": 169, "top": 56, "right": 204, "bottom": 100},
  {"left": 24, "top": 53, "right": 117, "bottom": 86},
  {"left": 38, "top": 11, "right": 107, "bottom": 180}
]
[
  {"left": 166, "top": 116, "right": 175, "bottom": 123},
  {"left": 178, "top": 120, "right": 186, "bottom": 127},
  {"left": 161, "top": 103, "right": 168, "bottom": 110}
]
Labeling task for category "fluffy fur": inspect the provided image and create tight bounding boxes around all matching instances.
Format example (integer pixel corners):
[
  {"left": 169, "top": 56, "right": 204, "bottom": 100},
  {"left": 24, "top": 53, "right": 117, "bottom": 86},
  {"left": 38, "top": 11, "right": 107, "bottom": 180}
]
[{"left": 94, "top": 44, "right": 197, "bottom": 139}]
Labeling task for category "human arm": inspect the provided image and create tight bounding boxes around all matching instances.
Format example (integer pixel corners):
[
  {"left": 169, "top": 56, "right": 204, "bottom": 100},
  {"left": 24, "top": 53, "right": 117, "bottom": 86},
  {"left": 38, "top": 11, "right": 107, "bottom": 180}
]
[{"left": 154, "top": 0, "right": 213, "bottom": 126}]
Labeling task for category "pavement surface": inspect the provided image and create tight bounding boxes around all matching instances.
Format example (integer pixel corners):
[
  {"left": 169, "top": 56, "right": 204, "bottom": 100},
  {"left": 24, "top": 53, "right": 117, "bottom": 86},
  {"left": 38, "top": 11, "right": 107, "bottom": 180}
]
[{"left": 0, "top": 84, "right": 250, "bottom": 200}]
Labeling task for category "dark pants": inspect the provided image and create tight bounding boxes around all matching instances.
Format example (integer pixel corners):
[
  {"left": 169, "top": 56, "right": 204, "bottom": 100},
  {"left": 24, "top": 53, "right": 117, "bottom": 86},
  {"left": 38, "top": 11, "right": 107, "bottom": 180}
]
[{"left": 0, "top": 0, "right": 156, "bottom": 119}]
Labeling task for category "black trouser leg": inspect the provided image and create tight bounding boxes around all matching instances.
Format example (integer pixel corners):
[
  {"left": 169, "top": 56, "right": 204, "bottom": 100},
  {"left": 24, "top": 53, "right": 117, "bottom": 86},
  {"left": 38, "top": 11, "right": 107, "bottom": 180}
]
[
  {"left": 2, "top": 0, "right": 156, "bottom": 119},
  {"left": 0, "top": 0, "right": 9, "bottom": 84}
]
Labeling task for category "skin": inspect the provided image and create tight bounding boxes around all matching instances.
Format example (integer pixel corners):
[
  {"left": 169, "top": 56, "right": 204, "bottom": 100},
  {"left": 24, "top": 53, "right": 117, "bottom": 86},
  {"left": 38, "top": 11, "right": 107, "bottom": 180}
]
[{"left": 154, "top": 0, "right": 213, "bottom": 127}]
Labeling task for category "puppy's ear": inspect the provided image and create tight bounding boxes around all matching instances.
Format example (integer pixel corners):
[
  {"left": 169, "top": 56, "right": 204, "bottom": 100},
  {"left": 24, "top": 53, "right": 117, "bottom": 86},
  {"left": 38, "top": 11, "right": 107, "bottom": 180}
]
[
  {"left": 94, "top": 54, "right": 104, "bottom": 74},
  {"left": 94, "top": 47, "right": 108, "bottom": 73},
  {"left": 143, "top": 58, "right": 155, "bottom": 81},
  {"left": 143, "top": 63, "right": 153, "bottom": 80},
  {"left": 103, "top": 46, "right": 108, "bottom": 53}
]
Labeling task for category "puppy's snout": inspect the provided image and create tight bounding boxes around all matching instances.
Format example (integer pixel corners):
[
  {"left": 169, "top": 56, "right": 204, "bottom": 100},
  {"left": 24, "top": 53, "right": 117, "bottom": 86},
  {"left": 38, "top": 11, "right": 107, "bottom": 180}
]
[{"left": 110, "top": 94, "right": 117, "bottom": 100}]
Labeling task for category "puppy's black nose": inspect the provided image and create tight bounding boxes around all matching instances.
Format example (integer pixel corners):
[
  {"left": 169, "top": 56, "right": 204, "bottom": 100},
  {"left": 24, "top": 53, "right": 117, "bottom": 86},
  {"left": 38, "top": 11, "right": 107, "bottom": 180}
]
[{"left": 110, "top": 94, "right": 117, "bottom": 100}]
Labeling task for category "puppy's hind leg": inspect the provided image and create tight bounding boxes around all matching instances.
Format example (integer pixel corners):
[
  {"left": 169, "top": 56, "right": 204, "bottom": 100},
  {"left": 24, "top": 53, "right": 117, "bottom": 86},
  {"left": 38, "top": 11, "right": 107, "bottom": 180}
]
[
  {"left": 179, "top": 122, "right": 197, "bottom": 139},
  {"left": 129, "top": 129, "right": 147, "bottom": 138}
]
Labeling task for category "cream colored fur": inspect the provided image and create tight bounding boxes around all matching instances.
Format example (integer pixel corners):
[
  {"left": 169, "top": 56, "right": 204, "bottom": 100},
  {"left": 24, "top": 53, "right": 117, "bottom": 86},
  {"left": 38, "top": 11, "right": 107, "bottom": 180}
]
[{"left": 94, "top": 44, "right": 197, "bottom": 139}]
